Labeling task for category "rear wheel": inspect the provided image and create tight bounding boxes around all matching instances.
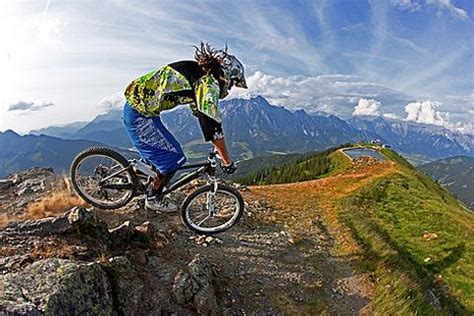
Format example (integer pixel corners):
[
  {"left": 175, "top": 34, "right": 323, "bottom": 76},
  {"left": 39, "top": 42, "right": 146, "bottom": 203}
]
[
  {"left": 181, "top": 184, "right": 244, "bottom": 234},
  {"left": 70, "top": 147, "right": 137, "bottom": 209}
]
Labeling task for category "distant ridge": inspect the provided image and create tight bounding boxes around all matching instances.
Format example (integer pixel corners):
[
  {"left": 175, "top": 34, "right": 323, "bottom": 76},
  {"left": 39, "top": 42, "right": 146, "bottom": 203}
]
[
  {"left": 420, "top": 156, "right": 474, "bottom": 210},
  {"left": 0, "top": 131, "right": 130, "bottom": 177},
  {"left": 5, "top": 96, "right": 473, "bottom": 171}
]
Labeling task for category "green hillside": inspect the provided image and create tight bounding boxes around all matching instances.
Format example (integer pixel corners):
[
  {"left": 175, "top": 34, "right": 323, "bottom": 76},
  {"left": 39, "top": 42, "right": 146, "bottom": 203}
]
[
  {"left": 249, "top": 146, "right": 473, "bottom": 314},
  {"left": 228, "top": 152, "right": 305, "bottom": 180},
  {"left": 236, "top": 144, "right": 350, "bottom": 185}
]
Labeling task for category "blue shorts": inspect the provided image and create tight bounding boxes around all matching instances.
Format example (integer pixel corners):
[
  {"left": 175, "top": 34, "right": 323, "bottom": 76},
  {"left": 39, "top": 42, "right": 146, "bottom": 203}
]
[{"left": 123, "top": 102, "right": 186, "bottom": 175}]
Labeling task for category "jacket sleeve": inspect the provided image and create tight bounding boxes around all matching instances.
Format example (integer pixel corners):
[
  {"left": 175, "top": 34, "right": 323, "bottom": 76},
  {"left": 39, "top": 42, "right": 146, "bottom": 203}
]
[
  {"left": 194, "top": 75, "right": 221, "bottom": 123},
  {"left": 197, "top": 112, "right": 224, "bottom": 142}
]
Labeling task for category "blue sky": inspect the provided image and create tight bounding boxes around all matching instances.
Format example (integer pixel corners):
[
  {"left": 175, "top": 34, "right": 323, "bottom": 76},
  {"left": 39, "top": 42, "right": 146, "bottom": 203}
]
[{"left": 0, "top": 0, "right": 472, "bottom": 133}]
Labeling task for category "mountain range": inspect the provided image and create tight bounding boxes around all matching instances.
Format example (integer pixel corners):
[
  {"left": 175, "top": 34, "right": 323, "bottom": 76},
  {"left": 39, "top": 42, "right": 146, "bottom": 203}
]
[
  {"left": 0, "top": 130, "right": 105, "bottom": 177},
  {"left": 30, "top": 96, "right": 473, "bottom": 162},
  {"left": 0, "top": 130, "right": 138, "bottom": 178},
  {"left": 1, "top": 96, "right": 472, "bottom": 177}
]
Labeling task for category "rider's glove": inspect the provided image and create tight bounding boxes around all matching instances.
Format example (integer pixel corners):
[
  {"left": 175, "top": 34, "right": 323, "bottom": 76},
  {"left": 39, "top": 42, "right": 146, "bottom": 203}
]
[{"left": 220, "top": 161, "right": 237, "bottom": 174}]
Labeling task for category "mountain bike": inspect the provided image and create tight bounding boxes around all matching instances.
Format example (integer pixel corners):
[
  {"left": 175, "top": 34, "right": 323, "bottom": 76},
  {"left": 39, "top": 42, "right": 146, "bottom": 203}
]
[{"left": 70, "top": 147, "right": 244, "bottom": 234}]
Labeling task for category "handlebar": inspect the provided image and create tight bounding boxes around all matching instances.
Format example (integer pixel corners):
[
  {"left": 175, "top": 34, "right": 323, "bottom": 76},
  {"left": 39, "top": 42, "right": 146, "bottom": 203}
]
[
  {"left": 208, "top": 151, "right": 223, "bottom": 161},
  {"left": 208, "top": 151, "right": 243, "bottom": 165}
]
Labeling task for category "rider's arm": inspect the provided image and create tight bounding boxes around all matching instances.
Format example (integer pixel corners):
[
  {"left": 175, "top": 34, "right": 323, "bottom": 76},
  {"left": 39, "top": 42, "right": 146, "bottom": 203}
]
[
  {"left": 196, "top": 114, "right": 232, "bottom": 166},
  {"left": 197, "top": 113, "right": 224, "bottom": 141},
  {"left": 193, "top": 75, "right": 232, "bottom": 166},
  {"left": 212, "top": 137, "right": 232, "bottom": 166}
]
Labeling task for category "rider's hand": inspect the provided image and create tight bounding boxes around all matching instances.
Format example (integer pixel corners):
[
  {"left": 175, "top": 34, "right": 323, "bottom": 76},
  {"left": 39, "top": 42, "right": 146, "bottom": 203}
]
[{"left": 220, "top": 161, "right": 237, "bottom": 174}]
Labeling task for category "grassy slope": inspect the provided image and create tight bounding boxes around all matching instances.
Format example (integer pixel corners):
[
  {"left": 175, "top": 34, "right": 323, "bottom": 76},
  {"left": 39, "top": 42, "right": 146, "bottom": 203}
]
[
  {"left": 247, "top": 147, "right": 473, "bottom": 314},
  {"left": 235, "top": 144, "right": 350, "bottom": 185},
  {"left": 229, "top": 152, "right": 305, "bottom": 180}
]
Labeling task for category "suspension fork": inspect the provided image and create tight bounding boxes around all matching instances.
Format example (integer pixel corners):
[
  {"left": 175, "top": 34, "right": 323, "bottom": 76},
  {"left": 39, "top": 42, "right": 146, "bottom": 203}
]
[{"left": 206, "top": 162, "right": 218, "bottom": 216}]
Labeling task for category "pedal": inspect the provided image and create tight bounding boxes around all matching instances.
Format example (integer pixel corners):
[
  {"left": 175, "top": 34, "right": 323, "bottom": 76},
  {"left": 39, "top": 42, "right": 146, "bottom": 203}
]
[{"left": 136, "top": 196, "right": 146, "bottom": 209}]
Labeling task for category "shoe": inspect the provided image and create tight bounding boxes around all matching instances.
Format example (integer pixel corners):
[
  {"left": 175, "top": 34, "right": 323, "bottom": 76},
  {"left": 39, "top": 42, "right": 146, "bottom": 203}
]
[{"left": 145, "top": 196, "right": 178, "bottom": 213}]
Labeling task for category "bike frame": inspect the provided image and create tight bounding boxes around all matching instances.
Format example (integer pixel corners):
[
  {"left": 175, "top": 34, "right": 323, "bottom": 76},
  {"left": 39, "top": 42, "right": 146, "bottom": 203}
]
[
  {"left": 162, "top": 160, "right": 216, "bottom": 195},
  {"left": 101, "top": 152, "right": 219, "bottom": 196}
]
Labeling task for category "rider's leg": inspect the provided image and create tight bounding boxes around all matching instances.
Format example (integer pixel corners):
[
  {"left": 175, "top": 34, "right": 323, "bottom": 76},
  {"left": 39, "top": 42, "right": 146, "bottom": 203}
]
[
  {"left": 123, "top": 102, "right": 185, "bottom": 195},
  {"left": 151, "top": 170, "right": 176, "bottom": 196}
]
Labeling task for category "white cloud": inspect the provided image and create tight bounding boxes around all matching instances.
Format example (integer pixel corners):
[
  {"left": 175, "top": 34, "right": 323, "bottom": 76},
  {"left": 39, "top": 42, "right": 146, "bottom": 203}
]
[
  {"left": 404, "top": 100, "right": 449, "bottom": 126},
  {"left": 392, "top": 0, "right": 469, "bottom": 19},
  {"left": 383, "top": 113, "right": 400, "bottom": 119},
  {"left": 227, "top": 71, "right": 410, "bottom": 116},
  {"left": 353, "top": 98, "right": 381, "bottom": 116},
  {"left": 315, "top": 103, "right": 340, "bottom": 115},
  {"left": 98, "top": 92, "right": 125, "bottom": 112},
  {"left": 453, "top": 122, "right": 473, "bottom": 135},
  {"left": 7, "top": 100, "right": 54, "bottom": 113},
  {"left": 391, "top": 0, "right": 422, "bottom": 12},
  {"left": 426, "top": 0, "right": 469, "bottom": 20},
  {"left": 38, "top": 17, "right": 68, "bottom": 47}
]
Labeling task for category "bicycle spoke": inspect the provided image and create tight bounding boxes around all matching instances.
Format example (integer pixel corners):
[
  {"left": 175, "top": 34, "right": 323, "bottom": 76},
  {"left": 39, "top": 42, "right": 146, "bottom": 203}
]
[
  {"left": 191, "top": 209, "right": 209, "bottom": 222},
  {"left": 197, "top": 215, "right": 211, "bottom": 225},
  {"left": 184, "top": 187, "right": 242, "bottom": 233},
  {"left": 74, "top": 154, "right": 133, "bottom": 207}
]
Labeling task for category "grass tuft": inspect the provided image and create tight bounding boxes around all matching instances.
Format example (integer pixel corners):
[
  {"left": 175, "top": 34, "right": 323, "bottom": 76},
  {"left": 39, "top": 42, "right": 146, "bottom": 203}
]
[
  {"left": 26, "top": 177, "right": 86, "bottom": 219},
  {"left": 0, "top": 177, "right": 87, "bottom": 228}
]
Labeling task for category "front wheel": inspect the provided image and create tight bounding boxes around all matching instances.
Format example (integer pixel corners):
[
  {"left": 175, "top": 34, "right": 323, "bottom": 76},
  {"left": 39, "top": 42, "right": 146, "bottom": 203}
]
[{"left": 181, "top": 184, "right": 244, "bottom": 234}]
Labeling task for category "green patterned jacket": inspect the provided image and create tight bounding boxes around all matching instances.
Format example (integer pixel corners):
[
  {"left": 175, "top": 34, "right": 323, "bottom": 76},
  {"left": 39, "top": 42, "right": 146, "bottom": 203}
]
[{"left": 124, "top": 62, "right": 222, "bottom": 122}]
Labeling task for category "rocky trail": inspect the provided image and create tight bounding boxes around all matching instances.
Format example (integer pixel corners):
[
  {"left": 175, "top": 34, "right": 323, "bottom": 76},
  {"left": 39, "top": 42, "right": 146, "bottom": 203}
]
[{"left": 1, "top": 167, "right": 373, "bottom": 315}]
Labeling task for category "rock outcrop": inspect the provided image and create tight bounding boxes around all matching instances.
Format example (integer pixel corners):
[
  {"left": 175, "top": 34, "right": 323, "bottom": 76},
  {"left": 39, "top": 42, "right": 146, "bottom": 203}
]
[
  {"left": 0, "top": 167, "right": 227, "bottom": 315},
  {"left": 0, "top": 179, "right": 13, "bottom": 191},
  {"left": 1, "top": 259, "right": 113, "bottom": 315},
  {"left": 0, "top": 167, "right": 59, "bottom": 216},
  {"left": 2, "top": 207, "right": 106, "bottom": 237},
  {"left": 172, "top": 255, "right": 220, "bottom": 315},
  {"left": 0, "top": 207, "right": 221, "bottom": 315},
  {"left": 105, "top": 256, "right": 144, "bottom": 316}
]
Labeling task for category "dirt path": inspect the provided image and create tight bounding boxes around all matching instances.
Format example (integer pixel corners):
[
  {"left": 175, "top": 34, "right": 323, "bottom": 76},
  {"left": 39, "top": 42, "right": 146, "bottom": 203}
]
[
  {"left": 164, "top": 216, "right": 371, "bottom": 315},
  {"left": 95, "top": 193, "right": 372, "bottom": 315},
  {"left": 92, "top": 161, "right": 395, "bottom": 314},
  {"left": 130, "top": 186, "right": 374, "bottom": 316},
  {"left": 218, "top": 160, "right": 398, "bottom": 315}
]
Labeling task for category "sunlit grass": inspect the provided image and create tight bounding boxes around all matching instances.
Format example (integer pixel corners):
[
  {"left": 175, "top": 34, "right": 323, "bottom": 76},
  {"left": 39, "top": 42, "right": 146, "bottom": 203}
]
[
  {"left": 342, "top": 172, "right": 473, "bottom": 314},
  {"left": 0, "top": 177, "right": 86, "bottom": 228},
  {"left": 247, "top": 147, "right": 473, "bottom": 314}
]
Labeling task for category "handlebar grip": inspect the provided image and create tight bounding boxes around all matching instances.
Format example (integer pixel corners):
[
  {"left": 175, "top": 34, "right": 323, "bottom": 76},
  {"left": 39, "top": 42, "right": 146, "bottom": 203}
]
[{"left": 209, "top": 151, "right": 222, "bottom": 160}]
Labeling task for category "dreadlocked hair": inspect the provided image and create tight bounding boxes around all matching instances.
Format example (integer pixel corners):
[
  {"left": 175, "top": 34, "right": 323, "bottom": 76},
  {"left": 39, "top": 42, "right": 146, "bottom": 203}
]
[{"left": 194, "top": 42, "right": 227, "bottom": 76}]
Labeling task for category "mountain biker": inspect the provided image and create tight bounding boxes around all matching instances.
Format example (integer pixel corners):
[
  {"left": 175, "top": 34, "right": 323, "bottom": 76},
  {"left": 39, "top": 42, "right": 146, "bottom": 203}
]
[{"left": 122, "top": 42, "right": 247, "bottom": 212}]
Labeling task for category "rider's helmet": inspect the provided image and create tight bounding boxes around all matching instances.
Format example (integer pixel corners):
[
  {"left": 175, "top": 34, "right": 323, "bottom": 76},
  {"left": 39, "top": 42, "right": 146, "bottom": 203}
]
[{"left": 221, "top": 54, "right": 247, "bottom": 89}]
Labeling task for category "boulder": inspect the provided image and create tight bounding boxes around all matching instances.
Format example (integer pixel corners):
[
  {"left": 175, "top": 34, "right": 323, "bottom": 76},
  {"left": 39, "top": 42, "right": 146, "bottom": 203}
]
[
  {"left": 105, "top": 256, "right": 144, "bottom": 316},
  {"left": 16, "top": 178, "right": 46, "bottom": 196},
  {"left": 134, "top": 221, "right": 169, "bottom": 248},
  {"left": 0, "top": 254, "right": 33, "bottom": 273},
  {"left": 108, "top": 221, "right": 170, "bottom": 250},
  {"left": 172, "top": 255, "right": 220, "bottom": 315},
  {"left": 8, "top": 167, "right": 54, "bottom": 184},
  {"left": 109, "top": 220, "right": 135, "bottom": 243},
  {"left": 0, "top": 258, "right": 113, "bottom": 315},
  {"left": 0, "top": 179, "right": 13, "bottom": 191},
  {"left": 2, "top": 207, "right": 106, "bottom": 237}
]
